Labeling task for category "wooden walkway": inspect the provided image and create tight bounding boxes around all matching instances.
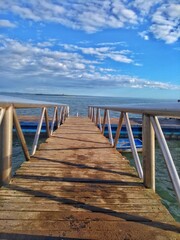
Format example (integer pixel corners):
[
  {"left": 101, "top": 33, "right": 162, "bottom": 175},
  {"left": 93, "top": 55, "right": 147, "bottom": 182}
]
[{"left": 0, "top": 117, "right": 179, "bottom": 239}]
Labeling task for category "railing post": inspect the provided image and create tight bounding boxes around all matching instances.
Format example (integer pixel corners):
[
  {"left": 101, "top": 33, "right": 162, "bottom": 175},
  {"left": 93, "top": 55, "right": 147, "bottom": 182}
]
[
  {"left": 91, "top": 107, "right": 93, "bottom": 120},
  {"left": 58, "top": 106, "right": 63, "bottom": 127},
  {"left": 93, "top": 108, "right": 96, "bottom": 123},
  {"left": 142, "top": 114, "right": 155, "bottom": 191},
  {"left": 89, "top": 107, "right": 91, "bottom": 119},
  {"left": 67, "top": 106, "right": 70, "bottom": 117},
  {"left": 62, "top": 106, "right": 65, "bottom": 123},
  {"left": 64, "top": 106, "right": 68, "bottom": 120},
  {"left": 91, "top": 107, "right": 93, "bottom": 121},
  {"left": 88, "top": 106, "right": 91, "bottom": 118},
  {"left": 96, "top": 108, "right": 99, "bottom": 125},
  {"left": 56, "top": 107, "right": 59, "bottom": 128},
  {"left": 0, "top": 105, "right": 13, "bottom": 186}
]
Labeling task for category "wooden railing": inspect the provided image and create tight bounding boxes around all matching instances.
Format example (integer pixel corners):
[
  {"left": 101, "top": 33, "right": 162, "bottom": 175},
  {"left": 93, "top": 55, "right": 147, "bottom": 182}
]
[
  {"left": 0, "top": 96, "right": 69, "bottom": 186},
  {"left": 88, "top": 103, "right": 180, "bottom": 203}
]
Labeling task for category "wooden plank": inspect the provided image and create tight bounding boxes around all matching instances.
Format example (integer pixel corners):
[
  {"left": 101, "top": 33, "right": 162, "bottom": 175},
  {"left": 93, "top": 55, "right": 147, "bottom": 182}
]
[
  {"left": 0, "top": 220, "right": 179, "bottom": 240},
  {"left": 0, "top": 211, "right": 174, "bottom": 222},
  {"left": 0, "top": 117, "right": 179, "bottom": 239}
]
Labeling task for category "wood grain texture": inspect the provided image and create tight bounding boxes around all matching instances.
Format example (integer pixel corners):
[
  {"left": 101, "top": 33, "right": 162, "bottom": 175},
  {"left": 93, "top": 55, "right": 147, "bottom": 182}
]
[{"left": 0, "top": 117, "right": 179, "bottom": 240}]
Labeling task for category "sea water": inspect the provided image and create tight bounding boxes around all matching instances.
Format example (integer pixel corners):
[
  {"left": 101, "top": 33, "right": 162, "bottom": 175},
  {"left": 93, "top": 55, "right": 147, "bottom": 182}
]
[{"left": 1, "top": 92, "right": 179, "bottom": 221}]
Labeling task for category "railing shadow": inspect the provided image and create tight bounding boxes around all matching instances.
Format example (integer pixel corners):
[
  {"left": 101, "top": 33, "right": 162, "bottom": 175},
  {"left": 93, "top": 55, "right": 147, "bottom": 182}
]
[
  {"left": 0, "top": 233, "right": 85, "bottom": 240},
  {"left": 58, "top": 126, "right": 99, "bottom": 133},
  {"left": 32, "top": 157, "right": 138, "bottom": 178},
  {"left": 14, "top": 174, "right": 142, "bottom": 186},
  {"left": 37, "top": 146, "right": 112, "bottom": 151},
  {"left": 51, "top": 135, "right": 108, "bottom": 145},
  {"left": 6, "top": 183, "right": 180, "bottom": 234}
]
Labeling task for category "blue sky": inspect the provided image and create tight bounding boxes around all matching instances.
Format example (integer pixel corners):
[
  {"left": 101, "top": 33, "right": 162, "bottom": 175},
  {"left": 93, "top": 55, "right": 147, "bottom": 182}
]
[{"left": 0, "top": 0, "right": 179, "bottom": 99}]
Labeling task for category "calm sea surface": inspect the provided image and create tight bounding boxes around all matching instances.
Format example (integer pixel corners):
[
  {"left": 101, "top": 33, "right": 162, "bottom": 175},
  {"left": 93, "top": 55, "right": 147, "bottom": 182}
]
[{"left": 2, "top": 93, "right": 179, "bottom": 221}]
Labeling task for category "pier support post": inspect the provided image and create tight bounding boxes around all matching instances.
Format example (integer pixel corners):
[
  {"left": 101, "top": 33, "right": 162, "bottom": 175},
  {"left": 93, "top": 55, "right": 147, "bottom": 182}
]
[
  {"left": 88, "top": 107, "right": 91, "bottom": 118},
  {"left": 93, "top": 108, "right": 96, "bottom": 123},
  {"left": 96, "top": 108, "right": 99, "bottom": 125},
  {"left": 0, "top": 105, "right": 13, "bottom": 186},
  {"left": 142, "top": 114, "right": 155, "bottom": 191}
]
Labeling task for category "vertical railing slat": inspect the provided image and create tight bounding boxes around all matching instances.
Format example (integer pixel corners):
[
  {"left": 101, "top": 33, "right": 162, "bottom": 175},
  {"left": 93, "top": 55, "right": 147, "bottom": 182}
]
[
  {"left": 98, "top": 108, "right": 102, "bottom": 132},
  {"left": 44, "top": 108, "right": 50, "bottom": 138},
  {"left": 58, "top": 106, "right": 63, "bottom": 127},
  {"left": 61, "top": 106, "right": 65, "bottom": 124},
  {"left": 50, "top": 107, "right": 57, "bottom": 135},
  {"left": 31, "top": 107, "right": 46, "bottom": 156},
  {"left": 114, "top": 112, "right": 124, "bottom": 148},
  {"left": 102, "top": 109, "right": 107, "bottom": 135},
  {"left": 124, "top": 112, "right": 143, "bottom": 179},
  {"left": 13, "top": 109, "right": 30, "bottom": 161},
  {"left": 0, "top": 108, "right": 5, "bottom": 125},
  {"left": 107, "top": 110, "right": 114, "bottom": 146}
]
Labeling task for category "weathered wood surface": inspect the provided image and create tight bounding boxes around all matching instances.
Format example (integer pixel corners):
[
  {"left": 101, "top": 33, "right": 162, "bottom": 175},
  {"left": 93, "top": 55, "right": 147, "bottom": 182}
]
[{"left": 0, "top": 117, "right": 179, "bottom": 239}]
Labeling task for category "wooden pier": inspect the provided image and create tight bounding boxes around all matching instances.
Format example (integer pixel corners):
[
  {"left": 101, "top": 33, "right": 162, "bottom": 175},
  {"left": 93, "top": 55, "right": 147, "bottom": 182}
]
[{"left": 0, "top": 117, "right": 179, "bottom": 239}]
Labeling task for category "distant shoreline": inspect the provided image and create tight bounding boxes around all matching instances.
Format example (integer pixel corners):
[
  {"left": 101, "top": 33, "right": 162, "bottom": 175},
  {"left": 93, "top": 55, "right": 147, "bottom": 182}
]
[
  {"left": 0, "top": 92, "right": 72, "bottom": 97},
  {"left": 0, "top": 91, "right": 178, "bottom": 101}
]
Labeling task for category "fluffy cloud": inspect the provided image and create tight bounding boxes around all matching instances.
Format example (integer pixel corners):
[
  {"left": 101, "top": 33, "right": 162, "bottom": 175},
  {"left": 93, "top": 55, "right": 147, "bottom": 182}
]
[
  {"left": 0, "top": 0, "right": 179, "bottom": 43},
  {"left": 61, "top": 43, "right": 133, "bottom": 63},
  {"left": 0, "top": 36, "right": 179, "bottom": 91},
  {"left": 0, "top": 0, "right": 138, "bottom": 33},
  {"left": 0, "top": 19, "right": 16, "bottom": 28},
  {"left": 150, "top": 3, "right": 180, "bottom": 43},
  {"left": 132, "top": 0, "right": 163, "bottom": 15},
  {"left": 138, "top": 31, "right": 149, "bottom": 41}
]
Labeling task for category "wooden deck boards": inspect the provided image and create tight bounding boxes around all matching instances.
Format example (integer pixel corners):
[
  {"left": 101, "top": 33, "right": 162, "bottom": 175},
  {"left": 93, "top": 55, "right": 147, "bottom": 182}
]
[{"left": 0, "top": 117, "right": 179, "bottom": 239}]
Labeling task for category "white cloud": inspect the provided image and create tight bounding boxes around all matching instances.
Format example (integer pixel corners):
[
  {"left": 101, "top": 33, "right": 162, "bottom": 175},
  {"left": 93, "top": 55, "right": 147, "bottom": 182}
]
[
  {"left": 99, "top": 67, "right": 115, "bottom": 72},
  {"left": 109, "top": 54, "right": 132, "bottom": 63},
  {"left": 37, "top": 42, "right": 54, "bottom": 47},
  {"left": 132, "top": 0, "right": 163, "bottom": 15},
  {"left": 0, "top": 0, "right": 179, "bottom": 43},
  {"left": 133, "top": 63, "right": 143, "bottom": 67},
  {"left": 97, "top": 42, "right": 127, "bottom": 46},
  {"left": 12, "top": 5, "right": 40, "bottom": 21},
  {"left": 0, "top": 19, "right": 16, "bottom": 28},
  {"left": 61, "top": 43, "right": 133, "bottom": 64},
  {"left": 139, "top": 31, "right": 149, "bottom": 40},
  {"left": 0, "top": 0, "right": 138, "bottom": 33},
  {"left": 111, "top": 1, "right": 138, "bottom": 24},
  {"left": 150, "top": 3, "right": 180, "bottom": 43},
  {"left": 0, "top": 36, "right": 179, "bottom": 91}
]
